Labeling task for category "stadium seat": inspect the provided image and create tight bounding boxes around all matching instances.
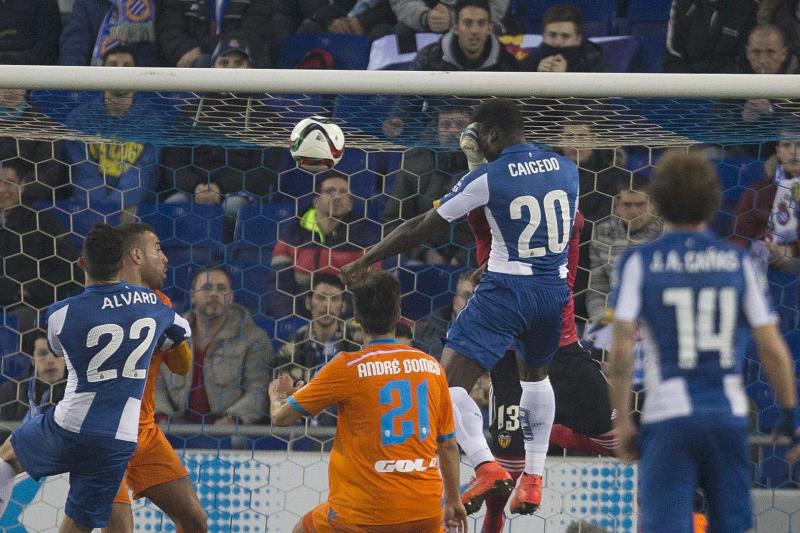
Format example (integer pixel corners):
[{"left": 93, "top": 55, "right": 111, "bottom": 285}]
[
  {"left": 515, "top": 0, "right": 617, "bottom": 35},
  {"left": 234, "top": 203, "right": 295, "bottom": 245},
  {"left": 619, "top": 1, "right": 671, "bottom": 73},
  {"left": 278, "top": 33, "right": 371, "bottom": 70},
  {"left": 397, "top": 265, "right": 467, "bottom": 320}
]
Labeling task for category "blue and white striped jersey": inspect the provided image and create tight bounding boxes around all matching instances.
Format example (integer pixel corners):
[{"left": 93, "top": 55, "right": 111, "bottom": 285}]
[
  {"left": 46, "top": 282, "right": 191, "bottom": 443},
  {"left": 436, "top": 144, "right": 578, "bottom": 277},
  {"left": 610, "top": 231, "right": 775, "bottom": 425}
]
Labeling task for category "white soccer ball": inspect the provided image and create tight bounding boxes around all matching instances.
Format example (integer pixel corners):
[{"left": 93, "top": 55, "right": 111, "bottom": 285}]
[{"left": 289, "top": 117, "right": 345, "bottom": 172}]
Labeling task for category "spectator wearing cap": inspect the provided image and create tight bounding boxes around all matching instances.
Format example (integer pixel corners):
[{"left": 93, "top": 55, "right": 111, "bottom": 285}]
[
  {"left": 160, "top": 37, "right": 277, "bottom": 227},
  {"left": 520, "top": 4, "right": 610, "bottom": 73},
  {"left": 59, "top": 0, "right": 159, "bottom": 66},
  {"left": 271, "top": 172, "right": 379, "bottom": 296},
  {"left": 211, "top": 38, "right": 252, "bottom": 68},
  {"left": 157, "top": 0, "right": 271, "bottom": 67}
]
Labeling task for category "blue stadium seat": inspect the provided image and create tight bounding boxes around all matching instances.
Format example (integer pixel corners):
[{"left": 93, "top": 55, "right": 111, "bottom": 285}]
[
  {"left": 34, "top": 200, "right": 122, "bottom": 246},
  {"left": 397, "top": 265, "right": 467, "bottom": 320},
  {"left": 715, "top": 157, "right": 764, "bottom": 200},
  {"left": 278, "top": 34, "right": 371, "bottom": 70},
  {"left": 515, "top": 0, "right": 617, "bottom": 35},
  {"left": 626, "top": 0, "right": 672, "bottom": 22},
  {"left": 140, "top": 203, "right": 226, "bottom": 245},
  {"left": 234, "top": 202, "right": 295, "bottom": 245},
  {"left": 619, "top": 1, "right": 672, "bottom": 73},
  {"left": 332, "top": 95, "right": 397, "bottom": 138}
]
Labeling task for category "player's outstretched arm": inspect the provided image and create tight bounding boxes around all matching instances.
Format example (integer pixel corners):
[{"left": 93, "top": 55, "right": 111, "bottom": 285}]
[
  {"left": 341, "top": 209, "right": 449, "bottom": 284},
  {"left": 438, "top": 437, "right": 468, "bottom": 532},
  {"left": 269, "top": 375, "right": 306, "bottom": 426},
  {"left": 608, "top": 319, "right": 638, "bottom": 462}
]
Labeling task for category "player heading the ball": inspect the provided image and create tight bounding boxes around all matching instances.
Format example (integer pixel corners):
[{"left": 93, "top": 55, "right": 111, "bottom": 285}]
[
  {"left": 608, "top": 151, "right": 800, "bottom": 533},
  {"left": 0, "top": 224, "right": 191, "bottom": 533},
  {"left": 343, "top": 98, "right": 579, "bottom": 516}
]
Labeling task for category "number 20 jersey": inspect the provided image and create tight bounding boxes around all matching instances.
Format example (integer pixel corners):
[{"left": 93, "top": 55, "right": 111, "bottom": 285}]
[
  {"left": 610, "top": 231, "right": 775, "bottom": 425},
  {"left": 46, "top": 282, "right": 191, "bottom": 443},
  {"left": 436, "top": 143, "right": 578, "bottom": 278}
]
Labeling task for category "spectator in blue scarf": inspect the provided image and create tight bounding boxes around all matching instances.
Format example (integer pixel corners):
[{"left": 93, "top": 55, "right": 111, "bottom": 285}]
[{"left": 59, "top": 0, "right": 159, "bottom": 66}]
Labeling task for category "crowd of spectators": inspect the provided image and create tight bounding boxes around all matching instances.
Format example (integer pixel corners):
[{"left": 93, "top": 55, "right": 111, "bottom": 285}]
[{"left": 0, "top": 0, "right": 796, "bottom": 444}]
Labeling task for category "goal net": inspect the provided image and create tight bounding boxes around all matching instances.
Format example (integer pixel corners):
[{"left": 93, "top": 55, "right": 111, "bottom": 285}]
[{"left": 0, "top": 69, "right": 798, "bottom": 533}]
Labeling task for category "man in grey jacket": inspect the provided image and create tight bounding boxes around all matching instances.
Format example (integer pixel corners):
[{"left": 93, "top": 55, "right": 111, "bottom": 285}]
[
  {"left": 586, "top": 173, "right": 663, "bottom": 325},
  {"left": 156, "top": 266, "right": 272, "bottom": 425}
]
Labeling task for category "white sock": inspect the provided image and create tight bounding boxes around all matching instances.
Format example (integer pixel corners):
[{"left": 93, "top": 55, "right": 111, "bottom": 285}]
[
  {"left": 449, "top": 386, "right": 494, "bottom": 467},
  {"left": 520, "top": 377, "right": 556, "bottom": 476},
  {"left": 0, "top": 458, "right": 16, "bottom": 518}
]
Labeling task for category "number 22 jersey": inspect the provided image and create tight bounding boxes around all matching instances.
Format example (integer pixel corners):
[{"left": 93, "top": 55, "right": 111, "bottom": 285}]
[
  {"left": 46, "top": 282, "right": 191, "bottom": 444},
  {"left": 289, "top": 340, "right": 455, "bottom": 525}
]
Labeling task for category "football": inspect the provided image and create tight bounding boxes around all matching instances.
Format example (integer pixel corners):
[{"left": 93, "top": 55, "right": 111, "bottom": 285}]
[{"left": 289, "top": 117, "right": 345, "bottom": 172}]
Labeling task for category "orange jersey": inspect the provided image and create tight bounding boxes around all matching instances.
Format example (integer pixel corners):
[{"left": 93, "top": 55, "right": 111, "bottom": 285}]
[
  {"left": 139, "top": 290, "right": 172, "bottom": 428},
  {"left": 290, "top": 341, "right": 455, "bottom": 526}
]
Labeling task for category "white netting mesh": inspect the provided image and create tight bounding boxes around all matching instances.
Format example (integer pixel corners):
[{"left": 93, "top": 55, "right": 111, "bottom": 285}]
[{"left": 0, "top": 82, "right": 798, "bottom": 532}]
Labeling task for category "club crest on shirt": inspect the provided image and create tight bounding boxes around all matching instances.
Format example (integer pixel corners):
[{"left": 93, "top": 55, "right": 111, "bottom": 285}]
[{"left": 497, "top": 431, "right": 512, "bottom": 449}]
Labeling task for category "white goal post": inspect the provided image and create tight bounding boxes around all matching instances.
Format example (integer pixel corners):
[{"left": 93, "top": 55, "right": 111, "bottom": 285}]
[{"left": 0, "top": 66, "right": 797, "bottom": 98}]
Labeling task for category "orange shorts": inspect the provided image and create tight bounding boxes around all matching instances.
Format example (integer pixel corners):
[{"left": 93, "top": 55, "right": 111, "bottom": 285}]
[
  {"left": 113, "top": 424, "right": 189, "bottom": 505},
  {"left": 301, "top": 502, "right": 443, "bottom": 533}
]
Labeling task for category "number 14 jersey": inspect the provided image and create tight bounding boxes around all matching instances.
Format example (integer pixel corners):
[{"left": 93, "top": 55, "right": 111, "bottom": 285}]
[
  {"left": 289, "top": 340, "right": 455, "bottom": 525},
  {"left": 46, "top": 282, "right": 191, "bottom": 444},
  {"left": 610, "top": 231, "right": 775, "bottom": 425}
]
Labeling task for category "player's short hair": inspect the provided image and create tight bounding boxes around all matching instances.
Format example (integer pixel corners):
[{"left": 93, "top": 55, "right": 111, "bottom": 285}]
[
  {"left": 192, "top": 264, "right": 232, "bottom": 288},
  {"left": 350, "top": 271, "right": 401, "bottom": 336},
  {"left": 311, "top": 272, "right": 345, "bottom": 292},
  {"left": 102, "top": 44, "right": 137, "bottom": 65},
  {"left": 83, "top": 224, "right": 123, "bottom": 281},
  {"left": 542, "top": 4, "right": 583, "bottom": 34},
  {"left": 472, "top": 99, "right": 525, "bottom": 140},
  {"left": 1, "top": 157, "right": 34, "bottom": 183},
  {"left": 455, "top": 0, "right": 491, "bottom": 21},
  {"left": 314, "top": 171, "right": 349, "bottom": 194},
  {"left": 613, "top": 172, "right": 649, "bottom": 196},
  {"left": 116, "top": 223, "right": 156, "bottom": 254},
  {"left": 650, "top": 150, "right": 720, "bottom": 225}
]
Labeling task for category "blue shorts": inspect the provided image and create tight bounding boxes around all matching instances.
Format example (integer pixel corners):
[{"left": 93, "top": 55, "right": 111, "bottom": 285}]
[
  {"left": 639, "top": 416, "right": 751, "bottom": 533},
  {"left": 11, "top": 409, "right": 136, "bottom": 529},
  {"left": 445, "top": 272, "right": 568, "bottom": 370}
]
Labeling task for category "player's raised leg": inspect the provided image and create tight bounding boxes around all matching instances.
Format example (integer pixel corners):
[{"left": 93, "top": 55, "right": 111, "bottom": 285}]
[{"left": 441, "top": 346, "right": 514, "bottom": 515}]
